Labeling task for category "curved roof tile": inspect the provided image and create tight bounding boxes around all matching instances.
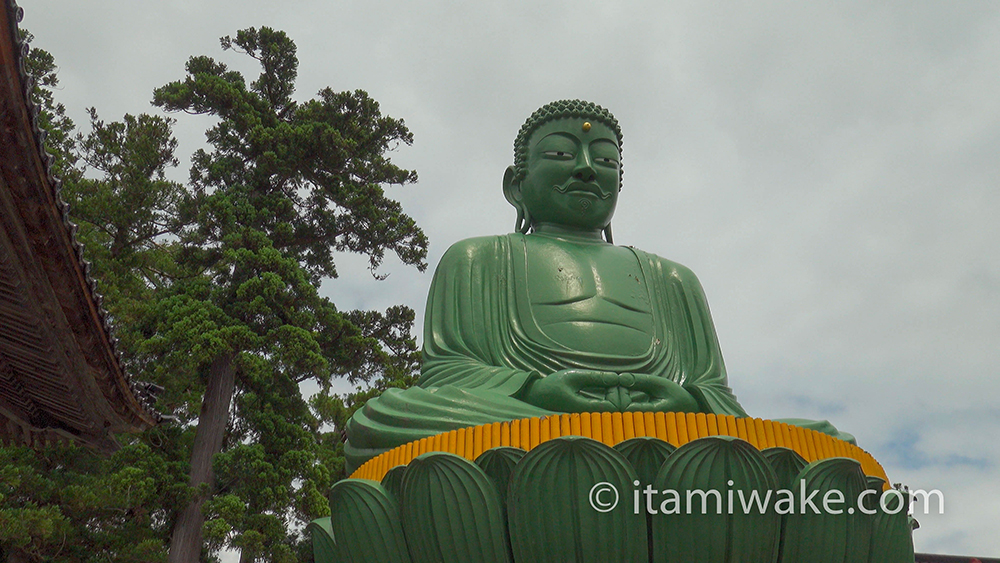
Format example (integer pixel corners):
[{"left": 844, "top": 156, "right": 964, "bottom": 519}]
[{"left": 1, "top": 0, "right": 159, "bottom": 452}]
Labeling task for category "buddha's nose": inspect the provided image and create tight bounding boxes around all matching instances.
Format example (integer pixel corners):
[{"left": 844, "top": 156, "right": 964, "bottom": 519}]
[{"left": 573, "top": 152, "right": 597, "bottom": 182}]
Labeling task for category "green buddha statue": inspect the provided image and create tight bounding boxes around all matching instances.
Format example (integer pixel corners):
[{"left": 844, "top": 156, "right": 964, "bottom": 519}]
[{"left": 344, "top": 100, "right": 848, "bottom": 472}]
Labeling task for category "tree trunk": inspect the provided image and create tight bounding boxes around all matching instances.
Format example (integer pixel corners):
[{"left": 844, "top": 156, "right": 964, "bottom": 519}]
[{"left": 169, "top": 354, "right": 236, "bottom": 563}]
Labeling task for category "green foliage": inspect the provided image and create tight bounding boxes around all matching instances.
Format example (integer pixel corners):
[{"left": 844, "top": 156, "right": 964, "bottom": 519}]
[
  {"left": 2, "top": 26, "right": 426, "bottom": 563},
  {"left": 154, "top": 26, "right": 427, "bottom": 281},
  {"left": 0, "top": 442, "right": 186, "bottom": 562},
  {"left": 63, "top": 108, "right": 189, "bottom": 377},
  {"left": 19, "top": 29, "right": 78, "bottom": 183},
  {"left": 68, "top": 109, "right": 185, "bottom": 280}
]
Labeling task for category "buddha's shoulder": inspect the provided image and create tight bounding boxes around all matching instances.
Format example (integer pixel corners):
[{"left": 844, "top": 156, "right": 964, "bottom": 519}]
[
  {"left": 438, "top": 235, "right": 517, "bottom": 266},
  {"left": 622, "top": 246, "right": 702, "bottom": 285}
]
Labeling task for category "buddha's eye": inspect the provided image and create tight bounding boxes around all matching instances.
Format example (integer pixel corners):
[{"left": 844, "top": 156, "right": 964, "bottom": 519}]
[
  {"left": 596, "top": 157, "right": 619, "bottom": 168},
  {"left": 543, "top": 150, "right": 574, "bottom": 160}
]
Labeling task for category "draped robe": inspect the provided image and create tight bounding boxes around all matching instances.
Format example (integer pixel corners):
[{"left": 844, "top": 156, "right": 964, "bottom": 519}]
[{"left": 345, "top": 234, "right": 849, "bottom": 472}]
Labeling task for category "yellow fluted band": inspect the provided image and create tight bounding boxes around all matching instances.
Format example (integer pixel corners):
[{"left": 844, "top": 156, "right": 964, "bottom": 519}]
[{"left": 349, "top": 412, "right": 889, "bottom": 485}]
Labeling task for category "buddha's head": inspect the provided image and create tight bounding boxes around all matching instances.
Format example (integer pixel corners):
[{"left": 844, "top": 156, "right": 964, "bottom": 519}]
[{"left": 504, "top": 100, "right": 623, "bottom": 241}]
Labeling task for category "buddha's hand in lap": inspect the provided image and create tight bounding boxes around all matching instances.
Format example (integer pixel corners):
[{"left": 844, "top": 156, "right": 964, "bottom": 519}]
[
  {"left": 621, "top": 373, "right": 700, "bottom": 413},
  {"left": 518, "top": 369, "right": 620, "bottom": 412},
  {"left": 518, "top": 370, "right": 700, "bottom": 413}
]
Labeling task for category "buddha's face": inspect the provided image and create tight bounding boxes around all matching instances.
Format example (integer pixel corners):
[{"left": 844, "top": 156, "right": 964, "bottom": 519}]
[{"left": 519, "top": 117, "right": 621, "bottom": 231}]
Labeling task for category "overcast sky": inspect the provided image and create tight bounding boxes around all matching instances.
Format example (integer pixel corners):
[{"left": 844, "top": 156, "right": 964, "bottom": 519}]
[{"left": 19, "top": 0, "right": 1000, "bottom": 557}]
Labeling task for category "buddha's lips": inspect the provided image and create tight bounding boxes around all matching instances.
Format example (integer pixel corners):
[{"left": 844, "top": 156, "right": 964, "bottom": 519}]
[{"left": 553, "top": 181, "right": 612, "bottom": 200}]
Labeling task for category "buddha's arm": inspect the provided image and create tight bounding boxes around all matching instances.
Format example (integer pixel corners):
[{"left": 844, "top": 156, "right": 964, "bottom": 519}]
[
  {"left": 652, "top": 257, "right": 749, "bottom": 418},
  {"left": 419, "top": 237, "right": 541, "bottom": 396},
  {"left": 421, "top": 354, "right": 540, "bottom": 396}
]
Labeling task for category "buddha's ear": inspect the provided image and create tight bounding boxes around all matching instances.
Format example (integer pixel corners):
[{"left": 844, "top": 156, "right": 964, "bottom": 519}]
[
  {"left": 502, "top": 165, "right": 521, "bottom": 204},
  {"left": 503, "top": 165, "right": 531, "bottom": 234}
]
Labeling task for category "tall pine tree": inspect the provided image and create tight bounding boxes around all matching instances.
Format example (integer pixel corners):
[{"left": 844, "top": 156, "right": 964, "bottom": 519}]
[{"left": 150, "top": 27, "right": 427, "bottom": 562}]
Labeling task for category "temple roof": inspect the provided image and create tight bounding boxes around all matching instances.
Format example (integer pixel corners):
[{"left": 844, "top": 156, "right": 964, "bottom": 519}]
[{"left": 0, "top": 0, "right": 158, "bottom": 452}]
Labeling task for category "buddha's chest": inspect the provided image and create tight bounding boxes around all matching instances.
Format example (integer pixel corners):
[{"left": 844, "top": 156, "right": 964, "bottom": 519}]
[{"left": 522, "top": 238, "right": 654, "bottom": 355}]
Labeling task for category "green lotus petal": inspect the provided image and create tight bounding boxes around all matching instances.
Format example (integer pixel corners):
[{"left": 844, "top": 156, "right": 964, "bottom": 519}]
[
  {"left": 508, "top": 436, "right": 646, "bottom": 563},
  {"left": 613, "top": 437, "right": 676, "bottom": 486},
  {"left": 778, "top": 458, "right": 873, "bottom": 563},
  {"left": 869, "top": 488, "right": 916, "bottom": 563},
  {"left": 613, "top": 437, "right": 676, "bottom": 557},
  {"left": 762, "top": 447, "right": 809, "bottom": 490},
  {"left": 651, "top": 436, "right": 780, "bottom": 563},
  {"left": 306, "top": 517, "right": 339, "bottom": 563},
  {"left": 401, "top": 452, "right": 512, "bottom": 563},
  {"left": 764, "top": 447, "right": 814, "bottom": 561},
  {"left": 328, "top": 479, "right": 411, "bottom": 563},
  {"left": 381, "top": 464, "right": 407, "bottom": 501},
  {"left": 476, "top": 446, "right": 526, "bottom": 509},
  {"left": 864, "top": 476, "right": 887, "bottom": 515}
]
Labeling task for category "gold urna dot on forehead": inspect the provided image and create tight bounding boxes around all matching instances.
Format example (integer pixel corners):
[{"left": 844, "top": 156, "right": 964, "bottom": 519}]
[{"left": 582, "top": 121, "right": 592, "bottom": 132}]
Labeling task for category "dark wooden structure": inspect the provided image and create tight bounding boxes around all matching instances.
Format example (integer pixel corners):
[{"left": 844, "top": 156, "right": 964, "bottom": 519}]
[{"left": 0, "top": 0, "right": 157, "bottom": 452}]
